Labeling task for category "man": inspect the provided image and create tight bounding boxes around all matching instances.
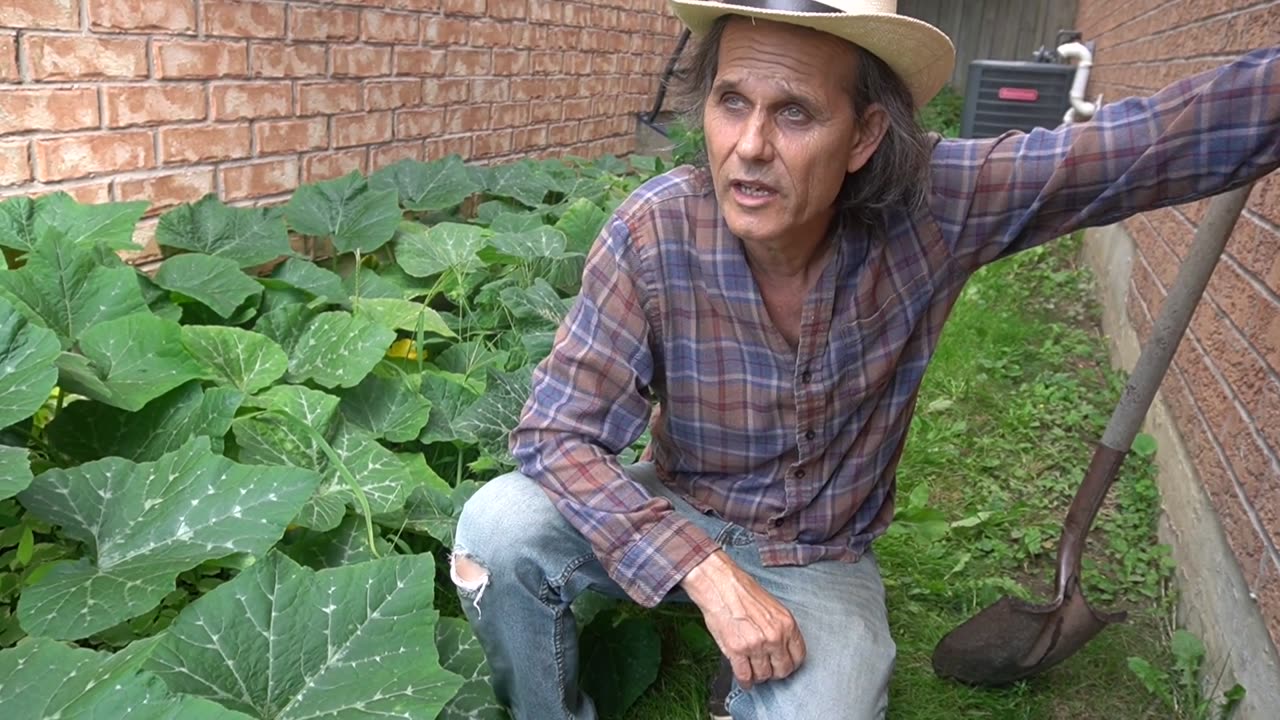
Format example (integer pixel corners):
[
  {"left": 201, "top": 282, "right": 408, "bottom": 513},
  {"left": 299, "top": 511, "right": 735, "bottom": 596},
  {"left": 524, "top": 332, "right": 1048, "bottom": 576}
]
[{"left": 451, "top": 1, "right": 1280, "bottom": 718}]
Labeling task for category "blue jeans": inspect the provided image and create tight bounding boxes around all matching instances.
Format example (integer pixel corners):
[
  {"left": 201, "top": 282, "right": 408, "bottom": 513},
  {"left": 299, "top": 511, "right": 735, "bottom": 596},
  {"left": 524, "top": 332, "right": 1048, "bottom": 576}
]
[{"left": 452, "top": 465, "right": 896, "bottom": 719}]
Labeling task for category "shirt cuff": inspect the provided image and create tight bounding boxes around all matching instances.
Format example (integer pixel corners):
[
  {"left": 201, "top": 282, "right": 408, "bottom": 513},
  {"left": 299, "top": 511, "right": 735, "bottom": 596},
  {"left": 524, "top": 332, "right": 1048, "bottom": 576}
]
[{"left": 611, "top": 512, "right": 720, "bottom": 608}]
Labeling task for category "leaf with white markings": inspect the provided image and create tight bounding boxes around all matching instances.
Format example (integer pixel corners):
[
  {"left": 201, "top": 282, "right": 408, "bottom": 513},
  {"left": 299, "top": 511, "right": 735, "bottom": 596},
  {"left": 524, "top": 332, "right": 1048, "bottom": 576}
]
[
  {"left": 294, "top": 422, "right": 419, "bottom": 532},
  {"left": 484, "top": 226, "right": 569, "bottom": 264},
  {"left": 338, "top": 368, "right": 432, "bottom": 442},
  {"left": 455, "top": 366, "right": 533, "bottom": 455},
  {"left": 483, "top": 160, "right": 559, "bottom": 207},
  {"left": 267, "top": 257, "right": 347, "bottom": 305},
  {"left": 285, "top": 172, "right": 402, "bottom": 254},
  {"left": 0, "top": 233, "right": 148, "bottom": 346},
  {"left": 395, "top": 221, "right": 487, "bottom": 278},
  {"left": 0, "top": 637, "right": 254, "bottom": 720},
  {"left": 47, "top": 382, "right": 243, "bottom": 463},
  {"left": 0, "top": 193, "right": 146, "bottom": 254},
  {"left": 0, "top": 445, "right": 31, "bottom": 501},
  {"left": 353, "top": 297, "right": 456, "bottom": 338},
  {"left": 384, "top": 477, "right": 480, "bottom": 547},
  {"left": 233, "top": 385, "right": 340, "bottom": 471},
  {"left": 369, "top": 156, "right": 481, "bottom": 212},
  {"left": 254, "top": 304, "right": 319, "bottom": 356},
  {"left": 418, "top": 371, "right": 481, "bottom": 445},
  {"left": 181, "top": 325, "right": 288, "bottom": 394},
  {"left": 285, "top": 311, "right": 396, "bottom": 388},
  {"left": 157, "top": 195, "right": 292, "bottom": 268},
  {"left": 153, "top": 254, "right": 264, "bottom": 319},
  {"left": 147, "top": 552, "right": 464, "bottom": 720},
  {"left": 436, "top": 617, "right": 511, "bottom": 720},
  {"left": 280, "top": 514, "right": 390, "bottom": 571},
  {"left": 55, "top": 313, "right": 207, "bottom": 412},
  {"left": 0, "top": 296, "right": 59, "bottom": 428},
  {"left": 16, "top": 437, "right": 322, "bottom": 640},
  {"left": 554, "top": 198, "right": 609, "bottom": 253},
  {"left": 500, "top": 278, "right": 572, "bottom": 329}
]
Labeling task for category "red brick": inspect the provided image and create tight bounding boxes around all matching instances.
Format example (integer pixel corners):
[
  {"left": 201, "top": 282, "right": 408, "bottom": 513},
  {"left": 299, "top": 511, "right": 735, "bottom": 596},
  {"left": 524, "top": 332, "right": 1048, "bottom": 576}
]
[
  {"left": 563, "top": 98, "right": 592, "bottom": 120},
  {"left": 493, "top": 50, "right": 529, "bottom": 76},
  {"left": 491, "top": 102, "right": 529, "bottom": 130},
  {"left": 0, "top": 34, "right": 15, "bottom": 81},
  {"left": 363, "top": 10, "right": 419, "bottom": 44},
  {"left": 104, "top": 84, "right": 206, "bottom": 127},
  {"left": 422, "top": 78, "right": 468, "bottom": 104},
  {"left": 203, "top": 0, "right": 285, "bottom": 38},
  {"left": 220, "top": 157, "right": 299, "bottom": 201},
  {"left": 0, "top": 88, "right": 99, "bottom": 134},
  {"left": 528, "top": 2, "right": 563, "bottom": 24},
  {"left": 445, "top": 105, "right": 489, "bottom": 134},
  {"left": 290, "top": 6, "right": 359, "bottom": 42},
  {"left": 255, "top": 117, "right": 329, "bottom": 155},
  {"left": 56, "top": 181, "right": 113, "bottom": 205},
  {"left": 0, "top": 141, "right": 31, "bottom": 187},
  {"left": 529, "top": 101, "right": 562, "bottom": 123},
  {"left": 366, "top": 79, "right": 421, "bottom": 111},
  {"left": 424, "top": 135, "right": 471, "bottom": 161},
  {"left": 250, "top": 42, "right": 326, "bottom": 78},
  {"left": 513, "top": 125, "right": 547, "bottom": 151},
  {"left": 469, "top": 78, "right": 509, "bottom": 103},
  {"left": 488, "top": 0, "right": 527, "bottom": 20},
  {"left": 332, "top": 46, "right": 392, "bottom": 77},
  {"left": 510, "top": 78, "right": 548, "bottom": 101},
  {"left": 443, "top": 0, "right": 487, "bottom": 17},
  {"left": 212, "top": 82, "right": 292, "bottom": 121},
  {"left": 422, "top": 17, "right": 469, "bottom": 45},
  {"left": 298, "top": 82, "right": 362, "bottom": 116},
  {"left": 395, "top": 108, "right": 444, "bottom": 139},
  {"left": 114, "top": 169, "right": 215, "bottom": 213},
  {"left": 548, "top": 122, "right": 578, "bottom": 146},
  {"left": 27, "top": 35, "right": 147, "bottom": 80},
  {"left": 371, "top": 141, "right": 424, "bottom": 171},
  {"left": 155, "top": 39, "right": 248, "bottom": 79},
  {"left": 389, "top": 0, "right": 441, "bottom": 9},
  {"left": 159, "top": 125, "right": 251, "bottom": 165},
  {"left": 88, "top": 0, "right": 195, "bottom": 32},
  {"left": 333, "top": 111, "right": 393, "bottom": 148},
  {"left": 0, "top": 0, "right": 79, "bottom": 30},
  {"left": 393, "top": 48, "right": 447, "bottom": 76},
  {"left": 447, "top": 48, "right": 490, "bottom": 75},
  {"left": 302, "top": 149, "right": 367, "bottom": 183},
  {"left": 473, "top": 129, "right": 512, "bottom": 158},
  {"left": 35, "top": 131, "right": 154, "bottom": 181},
  {"left": 532, "top": 51, "right": 562, "bottom": 75}
]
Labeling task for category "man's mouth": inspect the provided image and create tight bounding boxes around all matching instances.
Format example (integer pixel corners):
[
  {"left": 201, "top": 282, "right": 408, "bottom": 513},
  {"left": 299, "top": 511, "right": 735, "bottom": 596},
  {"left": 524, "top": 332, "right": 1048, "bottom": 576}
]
[{"left": 730, "top": 180, "right": 778, "bottom": 202}]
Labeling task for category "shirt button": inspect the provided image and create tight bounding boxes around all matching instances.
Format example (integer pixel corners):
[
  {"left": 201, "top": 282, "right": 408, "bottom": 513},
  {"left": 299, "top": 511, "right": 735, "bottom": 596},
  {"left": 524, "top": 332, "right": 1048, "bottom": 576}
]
[
  {"left": 801, "top": 370, "right": 812, "bottom": 383},
  {"left": 804, "top": 429, "right": 816, "bottom": 441},
  {"left": 770, "top": 517, "right": 783, "bottom": 528},
  {"left": 794, "top": 468, "right": 806, "bottom": 479}
]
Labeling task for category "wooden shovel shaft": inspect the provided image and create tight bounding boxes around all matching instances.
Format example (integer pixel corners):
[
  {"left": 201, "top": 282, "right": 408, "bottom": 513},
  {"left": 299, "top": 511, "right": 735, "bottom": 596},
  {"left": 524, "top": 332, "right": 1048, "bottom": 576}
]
[{"left": 1055, "top": 182, "right": 1255, "bottom": 594}]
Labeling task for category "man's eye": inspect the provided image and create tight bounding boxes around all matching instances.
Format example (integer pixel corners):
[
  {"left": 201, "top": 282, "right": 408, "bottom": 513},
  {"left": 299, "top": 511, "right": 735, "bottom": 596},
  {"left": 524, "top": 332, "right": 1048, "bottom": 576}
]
[
  {"left": 721, "top": 94, "right": 747, "bottom": 110},
  {"left": 780, "top": 106, "right": 809, "bottom": 122}
]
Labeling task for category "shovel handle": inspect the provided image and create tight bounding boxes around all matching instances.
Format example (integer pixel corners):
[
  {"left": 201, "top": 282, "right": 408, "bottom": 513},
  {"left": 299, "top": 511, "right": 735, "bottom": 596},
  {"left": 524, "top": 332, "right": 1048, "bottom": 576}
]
[{"left": 1055, "top": 182, "right": 1255, "bottom": 594}]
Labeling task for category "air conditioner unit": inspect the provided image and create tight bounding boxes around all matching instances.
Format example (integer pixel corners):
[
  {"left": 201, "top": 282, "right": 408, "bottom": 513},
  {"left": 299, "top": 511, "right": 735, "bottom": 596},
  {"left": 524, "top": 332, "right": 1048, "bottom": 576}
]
[{"left": 960, "top": 60, "right": 1075, "bottom": 138}]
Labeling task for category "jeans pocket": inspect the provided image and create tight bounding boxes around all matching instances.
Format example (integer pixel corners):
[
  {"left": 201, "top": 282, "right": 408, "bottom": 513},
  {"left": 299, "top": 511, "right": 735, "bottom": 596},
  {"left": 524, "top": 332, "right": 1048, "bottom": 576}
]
[{"left": 714, "top": 523, "right": 756, "bottom": 548}]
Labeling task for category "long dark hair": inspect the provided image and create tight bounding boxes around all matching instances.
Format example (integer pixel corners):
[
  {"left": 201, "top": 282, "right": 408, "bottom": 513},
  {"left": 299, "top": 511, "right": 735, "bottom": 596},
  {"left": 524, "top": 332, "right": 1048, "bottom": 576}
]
[{"left": 673, "top": 17, "right": 931, "bottom": 230}]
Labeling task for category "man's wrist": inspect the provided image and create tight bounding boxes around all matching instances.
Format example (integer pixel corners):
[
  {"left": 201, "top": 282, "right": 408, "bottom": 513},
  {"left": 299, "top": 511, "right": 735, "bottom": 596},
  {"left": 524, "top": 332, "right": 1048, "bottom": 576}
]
[{"left": 679, "top": 549, "right": 731, "bottom": 602}]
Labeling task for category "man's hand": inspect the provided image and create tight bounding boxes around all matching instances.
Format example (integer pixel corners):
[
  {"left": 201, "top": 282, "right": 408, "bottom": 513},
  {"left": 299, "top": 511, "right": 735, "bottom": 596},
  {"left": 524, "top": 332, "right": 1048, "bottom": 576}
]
[{"left": 680, "top": 550, "right": 806, "bottom": 689}]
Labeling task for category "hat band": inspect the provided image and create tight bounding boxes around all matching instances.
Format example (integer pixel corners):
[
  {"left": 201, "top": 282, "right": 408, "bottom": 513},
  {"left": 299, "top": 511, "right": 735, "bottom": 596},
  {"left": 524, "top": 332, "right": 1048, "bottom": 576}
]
[{"left": 719, "top": 0, "right": 841, "bottom": 13}]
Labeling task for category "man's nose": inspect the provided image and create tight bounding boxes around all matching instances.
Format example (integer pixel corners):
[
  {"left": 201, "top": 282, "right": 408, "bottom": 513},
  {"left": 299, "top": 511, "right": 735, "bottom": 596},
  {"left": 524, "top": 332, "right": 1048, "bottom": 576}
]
[{"left": 736, "top": 112, "right": 773, "bottom": 162}]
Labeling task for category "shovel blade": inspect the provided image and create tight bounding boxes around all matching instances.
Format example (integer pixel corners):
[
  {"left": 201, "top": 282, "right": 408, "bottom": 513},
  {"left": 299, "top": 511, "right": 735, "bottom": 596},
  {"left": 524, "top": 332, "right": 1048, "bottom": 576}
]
[{"left": 931, "top": 589, "right": 1125, "bottom": 686}]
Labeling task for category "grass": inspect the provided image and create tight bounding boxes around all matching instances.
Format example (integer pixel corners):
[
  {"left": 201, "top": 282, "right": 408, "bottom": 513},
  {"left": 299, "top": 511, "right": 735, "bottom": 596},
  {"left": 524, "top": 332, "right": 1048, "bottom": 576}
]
[{"left": 620, "top": 236, "right": 1209, "bottom": 719}]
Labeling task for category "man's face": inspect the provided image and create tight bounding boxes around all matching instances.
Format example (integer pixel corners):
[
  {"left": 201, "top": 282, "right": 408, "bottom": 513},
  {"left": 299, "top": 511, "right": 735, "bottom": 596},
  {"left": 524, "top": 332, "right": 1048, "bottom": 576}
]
[{"left": 704, "top": 19, "right": 883, "bottom": 247}]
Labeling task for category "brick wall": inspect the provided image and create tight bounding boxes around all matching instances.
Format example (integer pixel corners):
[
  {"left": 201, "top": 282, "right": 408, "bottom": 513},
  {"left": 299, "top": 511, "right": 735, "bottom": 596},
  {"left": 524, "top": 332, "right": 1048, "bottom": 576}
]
[
  {"left": 0, "top": 0, "right": 682, "bottom": 235},
  {"left": 1075, "top": 0, "right": 1280, "bottom": 646}
]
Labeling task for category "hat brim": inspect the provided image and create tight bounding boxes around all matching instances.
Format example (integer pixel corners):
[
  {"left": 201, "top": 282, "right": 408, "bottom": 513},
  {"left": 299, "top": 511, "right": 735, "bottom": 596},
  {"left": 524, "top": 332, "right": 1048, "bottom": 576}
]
[{"left": 670, "top": 1, "right": 956, "bottom": 108}]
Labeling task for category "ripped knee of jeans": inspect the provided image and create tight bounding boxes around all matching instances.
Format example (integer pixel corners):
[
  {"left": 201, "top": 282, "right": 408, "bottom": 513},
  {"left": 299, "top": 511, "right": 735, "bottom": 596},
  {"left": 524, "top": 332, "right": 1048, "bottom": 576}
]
[{"left": 450, "top": 547, "right": 489, "bottom": 618}]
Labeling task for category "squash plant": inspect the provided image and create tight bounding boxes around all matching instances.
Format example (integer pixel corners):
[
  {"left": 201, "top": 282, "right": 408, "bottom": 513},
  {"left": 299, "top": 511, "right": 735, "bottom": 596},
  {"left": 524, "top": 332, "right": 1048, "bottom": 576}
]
[{"left": 0, "top": 153, "right": 667, "bottom": 719}]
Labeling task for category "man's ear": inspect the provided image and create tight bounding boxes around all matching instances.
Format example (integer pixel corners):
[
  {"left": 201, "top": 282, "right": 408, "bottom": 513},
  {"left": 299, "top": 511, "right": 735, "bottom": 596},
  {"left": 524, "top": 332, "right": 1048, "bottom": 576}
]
[{"left": 847, "top": 104, "right": 890, "bottom": 175}]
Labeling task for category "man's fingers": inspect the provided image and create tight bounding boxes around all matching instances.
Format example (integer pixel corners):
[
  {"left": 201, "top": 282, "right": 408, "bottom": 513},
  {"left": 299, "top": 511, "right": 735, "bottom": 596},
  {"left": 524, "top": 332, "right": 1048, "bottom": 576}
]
[
  {"left": 729, "top": 654, "right": 755, "bottom": 690},
  {"left": 786, "top": 625, "right": 807, "bottom": 670},
  {"left": 747, "top": 652, "right": 773, "bottom": 686}
]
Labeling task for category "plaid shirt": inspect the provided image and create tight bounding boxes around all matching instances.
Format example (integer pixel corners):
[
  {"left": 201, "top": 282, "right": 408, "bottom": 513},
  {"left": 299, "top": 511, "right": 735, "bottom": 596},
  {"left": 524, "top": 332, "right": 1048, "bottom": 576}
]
[{"left": 511, "top": 47, "right": 1280, "bottom": 608}]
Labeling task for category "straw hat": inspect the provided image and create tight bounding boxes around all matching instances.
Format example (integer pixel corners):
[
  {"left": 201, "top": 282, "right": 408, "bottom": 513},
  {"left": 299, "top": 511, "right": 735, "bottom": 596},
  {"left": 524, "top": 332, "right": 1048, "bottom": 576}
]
[{"left": 669, "top": 0, "right": 956, "bottom": 108}]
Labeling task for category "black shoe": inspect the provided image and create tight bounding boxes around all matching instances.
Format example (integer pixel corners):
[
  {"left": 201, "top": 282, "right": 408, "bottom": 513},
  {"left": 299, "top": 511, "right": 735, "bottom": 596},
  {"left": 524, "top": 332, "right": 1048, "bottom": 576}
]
[{"left": 707, "top": 655, "right": 733, "bottom": 720}]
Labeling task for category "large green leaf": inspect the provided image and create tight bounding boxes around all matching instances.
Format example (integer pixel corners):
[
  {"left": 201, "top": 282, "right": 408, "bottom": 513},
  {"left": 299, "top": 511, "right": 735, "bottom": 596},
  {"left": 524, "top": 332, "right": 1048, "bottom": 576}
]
[
  {"left": 16, "top": 437, "right": 322, "bottom": 640},
  {"left": 385, "top": 477, "right": 480, "bottom": 547},
  {"left": 0, "top": 193, "right": 147, "bottom": 254},
  {"left": 500, "top": 279, "right": 571, "bottom": 330},
  {"left": 483, "top": 160, "right": 559, "bottom": 207},
  {"left": 434, "top": 341, "right": 509, "bottom": 380},
  {"left": 285, "top": 172, "right": 402, "bottom": 254},
  {"left": 157, "top": 195, "right": 292, "bottom": 268},
  {"left": 267, "top": 257, "right": 347, "bottom": 305},
  {"left": 394, "top": 221, "right": 487, "bottom": 278},
  {"left": 181, "top": 326, "right": 287, "bottom": 394},
  {"left": 369, "top": 156, "right": 481, "bottom": 212},
  {"left": 338, "top": 369, "right": 432, "bottom": 443},
  {"left": 454, "top": 366, "right": 533, "bottom": 456},
  {"left": 233, "top": 386, "right": 340, "bottom": 471},
  {"left": 0, "top": 445, "right": 31, "bottom": 501},
  {"left": 254, "top": 304, "right": 319, "bottom": 356},
  {"left": 295, "top": 423, "right": 419, "bottom": 532},
  {"left": 0, "top": 296, "right": 59, "bottom": 428},
  {"left": 0, "top": 233, "right": 147, "bottom": 346},
  {"left": 554, "top": 198, "right": 609, "bottom": 253},
  {"left": 0, "top": 637, "right": 253, "bottom": 720},
  {"left": 579, "top": 612, "right": 662, "bottom": 718},
  {"left": 46, "top": 382, "right": 243, "bottom": 464},
  {"left": 147, "top": 552, "right": 464, "bottom": 719},
  {"left": 55, "top": 314, "right": 207, "bottom": 412},
  {"left": 286, "top": 311, "right": 395, "bottom": 389},
  {"left": 153, "top": 253, "right": 264, "bottom": 319},
  {"left": 484, "top": 226, "right": 569, "bottom": 264},
  {"left": 436, "top": 617, "right": 510, "bottom": 720},
  {"left": 353, "top": 297, "right": 456, "bottom": 338},
  {"left": 418, "top": 371, "right": 481, "bottom": 445},
  {"left": 279, "top": 514, "right": 390, "bottom": 571}
]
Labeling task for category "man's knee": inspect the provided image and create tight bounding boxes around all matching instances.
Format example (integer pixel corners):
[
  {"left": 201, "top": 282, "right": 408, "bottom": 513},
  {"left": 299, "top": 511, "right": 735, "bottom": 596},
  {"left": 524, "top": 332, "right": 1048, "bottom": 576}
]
[{"left": 451, "top": 471, "right": 556, "bottom": 586}]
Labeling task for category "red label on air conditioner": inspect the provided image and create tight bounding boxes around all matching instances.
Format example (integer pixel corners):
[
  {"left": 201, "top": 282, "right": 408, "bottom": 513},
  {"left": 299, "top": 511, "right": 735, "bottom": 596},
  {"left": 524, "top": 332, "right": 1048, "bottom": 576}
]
[{"left": 998, "top": 87, "right": 1039, "bottom": 102}]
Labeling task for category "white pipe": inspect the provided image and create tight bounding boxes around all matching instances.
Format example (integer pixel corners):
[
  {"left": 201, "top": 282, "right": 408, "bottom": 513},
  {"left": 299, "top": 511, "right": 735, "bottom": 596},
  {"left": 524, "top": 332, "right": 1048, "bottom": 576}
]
[{"left": 1057, "top": 41, "right": 1100, "bottom": 123}]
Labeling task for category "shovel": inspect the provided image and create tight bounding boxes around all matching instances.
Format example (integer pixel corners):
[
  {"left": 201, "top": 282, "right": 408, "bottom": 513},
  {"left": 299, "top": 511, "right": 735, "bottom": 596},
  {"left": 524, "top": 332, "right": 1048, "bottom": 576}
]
[{"left": 930, "top": 182, "right": 1256, "bottom": 686}]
